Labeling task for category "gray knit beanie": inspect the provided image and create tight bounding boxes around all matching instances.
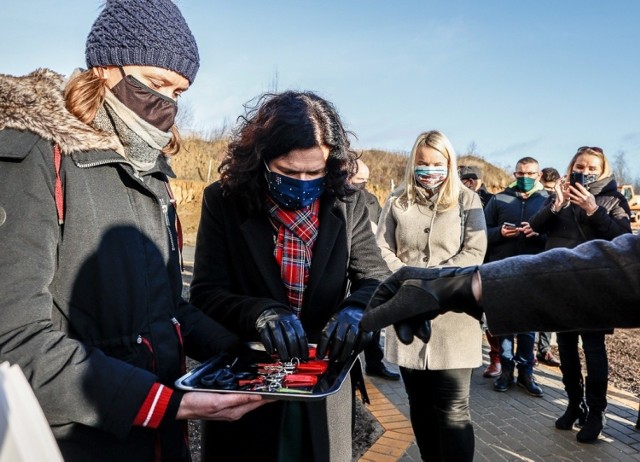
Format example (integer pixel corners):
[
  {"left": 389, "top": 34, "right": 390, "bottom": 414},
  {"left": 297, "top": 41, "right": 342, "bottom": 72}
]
[{"left": 85, "top": 0, "right": 199, "bottom": 83}]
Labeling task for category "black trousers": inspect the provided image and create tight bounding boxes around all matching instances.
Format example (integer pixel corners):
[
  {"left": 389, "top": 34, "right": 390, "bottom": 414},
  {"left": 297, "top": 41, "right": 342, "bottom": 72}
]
[
  {"left": 400, "top": 367, "right": 474, "bottom": 462},
  {"left": 363, "top": 331, "right": 384, "bottom": 367},
  {"left": 557, "top": 331, "right": 609, "bottom": 411}
]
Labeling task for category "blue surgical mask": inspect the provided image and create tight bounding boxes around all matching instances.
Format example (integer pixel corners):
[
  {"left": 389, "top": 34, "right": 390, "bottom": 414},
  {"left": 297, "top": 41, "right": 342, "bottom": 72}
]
[
  {"left": 265, "top": 165, "right": 325, "bottom": 209},
  {"left": 516, "top": 177, "right": 536, "bottom": 192}
]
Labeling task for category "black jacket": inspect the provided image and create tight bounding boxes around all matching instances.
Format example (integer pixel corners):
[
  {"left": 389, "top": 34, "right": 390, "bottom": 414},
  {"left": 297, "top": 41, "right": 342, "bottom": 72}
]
[
  {"left": 190, "top": 181, "right": 390, "bottom": 461},
  {"left": 477, "top": 185, "right": 494, "bottom": 208},
  {"left": 0, "top": 69, "right": 240, "bottom": 461},
  {"left": 529, "top": 176, "right": 631, "bottom": 335},
  {"left": 529, "top": 176, "right": 631, "bottom": 250},
  {"left": 484, "top": 186, "right": 548, "bottom": 262},
  {"left": 363, "top": 189, "right": 382, "bottom": 224},
  {"left": 191, "top": 182, "right": 390, "bottom": 341}
]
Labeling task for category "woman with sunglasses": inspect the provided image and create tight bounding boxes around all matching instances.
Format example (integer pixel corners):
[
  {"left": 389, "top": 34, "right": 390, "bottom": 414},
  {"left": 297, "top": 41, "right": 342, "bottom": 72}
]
[{"left": 529, "top": 146, "right": 632, "bottom": 443}]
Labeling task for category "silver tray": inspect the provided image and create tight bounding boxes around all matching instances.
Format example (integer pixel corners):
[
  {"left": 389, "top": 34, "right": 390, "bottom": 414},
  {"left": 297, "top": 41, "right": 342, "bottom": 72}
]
[{"left": 175, "top": 343, "right": 358, "bottom": 401}]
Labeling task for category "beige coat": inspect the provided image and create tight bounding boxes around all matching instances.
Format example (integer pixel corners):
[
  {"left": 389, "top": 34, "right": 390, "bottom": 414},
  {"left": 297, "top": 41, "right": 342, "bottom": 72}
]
[{"left": 376, "top": 186, "right": 487, "bottom": 370}]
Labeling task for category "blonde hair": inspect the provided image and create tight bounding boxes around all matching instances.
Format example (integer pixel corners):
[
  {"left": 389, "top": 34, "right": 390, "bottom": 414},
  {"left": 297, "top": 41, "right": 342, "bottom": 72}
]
[
  {"left": 64, "top": 68, "right": 182, "bottom": 156},
  {"left": 399, "top": 130, "right": 461, "bottom": 211},
  {"left": 564, "top": 147, "right": 611, "bottom": 179}
]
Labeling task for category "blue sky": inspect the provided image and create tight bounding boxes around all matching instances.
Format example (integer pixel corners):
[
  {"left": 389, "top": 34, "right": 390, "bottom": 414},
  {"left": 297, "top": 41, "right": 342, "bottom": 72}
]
[{"left": 4, "top": 1, "right": 640, "bottom": 178}]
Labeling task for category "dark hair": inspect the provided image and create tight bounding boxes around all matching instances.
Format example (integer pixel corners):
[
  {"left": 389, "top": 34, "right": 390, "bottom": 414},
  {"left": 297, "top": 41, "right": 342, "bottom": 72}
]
[
  {"left": 541, "top": 167, "right": 560, "bottom": 182},
  {"left": 219, "top": 90, "right": 358, "bottom": 213},
  {"left": 515, "top": 156, "right": 539, "bottom": 167}
]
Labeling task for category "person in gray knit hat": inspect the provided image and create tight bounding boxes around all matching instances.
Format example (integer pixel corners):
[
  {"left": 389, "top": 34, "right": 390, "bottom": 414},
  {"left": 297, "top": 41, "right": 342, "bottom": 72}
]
[
  {"left": 85, "top": 0, "right": 200, "bottom": 83},
  {"left": 0, "top": 1, "right": 269, "bottom": 461}
]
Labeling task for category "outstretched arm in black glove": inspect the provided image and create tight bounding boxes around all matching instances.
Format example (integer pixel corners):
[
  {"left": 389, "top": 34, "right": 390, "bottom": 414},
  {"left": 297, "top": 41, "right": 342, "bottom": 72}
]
[
  {"left": 316, "top": 306, "right": 373, "bottom": 362},
  {"left": 360, "top": 266, "right": 483, "bottom": 334},
  {"left": 256, "top": 307, "right": 309, "bottom": 362},
  {"left": 394, "top": 316, "right": 432, "bottom": 345}
]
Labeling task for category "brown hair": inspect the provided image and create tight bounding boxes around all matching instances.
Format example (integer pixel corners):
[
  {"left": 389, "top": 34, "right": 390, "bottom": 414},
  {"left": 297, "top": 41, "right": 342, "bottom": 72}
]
[{"left": 64, "top": 68, "right": 182, "bottom": 156}]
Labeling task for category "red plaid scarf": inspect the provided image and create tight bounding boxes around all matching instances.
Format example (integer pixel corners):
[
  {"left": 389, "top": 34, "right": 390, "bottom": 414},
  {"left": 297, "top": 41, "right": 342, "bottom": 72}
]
[{"left": 268, "top": 197, "right": 320, "bottom": 314}]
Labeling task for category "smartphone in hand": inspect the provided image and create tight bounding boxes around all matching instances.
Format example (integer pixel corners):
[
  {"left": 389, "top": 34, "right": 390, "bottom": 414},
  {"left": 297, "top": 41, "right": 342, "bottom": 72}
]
[
  {"left": 503, "top": 222, "right": 517, "bottom": 230},
  {"left": 570, "top": 172, "right": 585, "bottom": 187}
]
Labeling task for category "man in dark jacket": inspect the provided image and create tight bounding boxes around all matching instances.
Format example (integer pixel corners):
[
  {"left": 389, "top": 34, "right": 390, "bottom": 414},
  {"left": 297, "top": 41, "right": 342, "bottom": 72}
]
[
  {"left": 459, "top": 164, "right": 502, "bottom": 378},
  {"left": 459, "top": 165, "right": 494, "bottom": 207},
  {"left": 0, "top": 2, "right": 264, "bottom": 460},
  {"left": 353, "top": 159, "right": 401, "bottom": 380},
  {"left": 535, "top": 166, "right": 563, "bottom": 367},
  {"left": 483, "top": 157, "right": 547, "bottom": 397}
]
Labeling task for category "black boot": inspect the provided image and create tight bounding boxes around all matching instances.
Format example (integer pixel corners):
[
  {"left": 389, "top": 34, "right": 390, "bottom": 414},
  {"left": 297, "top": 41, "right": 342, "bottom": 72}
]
[
  {"left": 555, "top": 399, "right": 587, "bottom": 430},
  {"left": 556, "top": 373, "right": 587, "bottom": 430},
  {"left": 576, "top": 378, "right": 607, "bottom": 443},
  {"left": 493, "top": 369, "right": 514, "bottom": 392},
  {"left": 576, "top": 410, "right": 605, "bottom": 443}
]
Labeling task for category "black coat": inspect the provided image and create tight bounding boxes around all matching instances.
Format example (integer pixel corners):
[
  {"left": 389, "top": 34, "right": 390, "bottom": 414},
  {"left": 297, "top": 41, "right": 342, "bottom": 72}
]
[
  {"left": 363, "top": 189, "right": 382, "bottom": 224},
  {"left": 529, "top": 176, "right": 631, "bottom": 250},
  {"left": 529, "top": 176, "right": 631, "bottom": 335},
  {"left": 190, "top": 182, "right": 390, "bottom": 461},
  {"left": 191, "top": 182, "right": 389, "bottom": 341},
  {"left": 484, "top": 186, "right": 548, "bottom": 262}
]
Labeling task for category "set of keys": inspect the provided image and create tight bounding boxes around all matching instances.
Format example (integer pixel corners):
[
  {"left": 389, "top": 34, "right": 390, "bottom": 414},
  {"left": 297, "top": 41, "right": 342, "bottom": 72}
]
[{"left": 198, "top": 355, "right": 329, "bottom": 393}]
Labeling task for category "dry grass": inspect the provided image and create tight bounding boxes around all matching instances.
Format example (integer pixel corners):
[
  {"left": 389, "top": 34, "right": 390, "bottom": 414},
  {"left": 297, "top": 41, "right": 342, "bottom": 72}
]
[{"left": 170, "top": 138, "right": 513, "bottom": 245}]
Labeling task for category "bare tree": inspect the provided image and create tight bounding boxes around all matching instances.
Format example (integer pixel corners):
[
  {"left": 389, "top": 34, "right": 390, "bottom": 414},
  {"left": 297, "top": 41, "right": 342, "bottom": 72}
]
[
  {"left": 203, "top": 118, "right": 231, "bottom": 142},
  {"left": 465, "top": 141, "right": 478, "bottom": 156},
  {"left": 176, "top": 99, "right": 195, "bottom": 132},
  {"left": 613, "top": 150, "right": 630, "bottom": 185},
  {"left": 269, "top": 67, "right": 279, "bottom": 93}
]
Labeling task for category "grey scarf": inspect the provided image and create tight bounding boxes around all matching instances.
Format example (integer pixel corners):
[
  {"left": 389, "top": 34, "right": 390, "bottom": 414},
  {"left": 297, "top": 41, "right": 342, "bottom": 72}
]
[{"left": 93, "top": 89, "right": 172, "bottom": 172}]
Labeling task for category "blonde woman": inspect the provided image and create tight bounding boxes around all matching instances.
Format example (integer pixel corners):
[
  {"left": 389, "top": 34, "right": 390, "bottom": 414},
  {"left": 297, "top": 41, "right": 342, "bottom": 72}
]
[
  {"left": 376, "top": 130, "right": 487, "bottom": 461},
  {"left": 529, "top": 146, "right": 631, "bottom": 443}
]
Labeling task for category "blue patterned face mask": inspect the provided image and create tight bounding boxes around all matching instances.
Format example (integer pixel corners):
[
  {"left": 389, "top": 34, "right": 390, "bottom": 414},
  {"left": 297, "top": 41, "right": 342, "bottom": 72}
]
[
  {"left": 583, "top": 174, "right": 599, "bottom": 186},
  {"left": 516, "top": 177, "right": 536, "bottom": 192},
  {"left": 414, "top": 166, "right": 448, "bottom": 191},
  {"left": 265, "top": 165, "right": 325, "bottom": 209}
]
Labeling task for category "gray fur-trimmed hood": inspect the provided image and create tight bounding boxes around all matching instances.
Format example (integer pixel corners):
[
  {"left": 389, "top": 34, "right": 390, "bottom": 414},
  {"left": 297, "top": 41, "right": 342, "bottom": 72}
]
[{"left": 0, "top": 68, "right": 120, "bottom": 155}]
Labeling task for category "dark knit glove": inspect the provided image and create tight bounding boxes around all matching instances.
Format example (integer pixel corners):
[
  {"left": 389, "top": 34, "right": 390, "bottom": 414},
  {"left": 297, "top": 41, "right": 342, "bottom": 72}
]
[
  {"left": 256, "top": 308, "right": 309, "bottom": 362},
  {"left": 360, "top": 266, "right": 481, "bottom": 333},
  {"left": 316, "top": 307, "right": 372, "bottom": 362}
]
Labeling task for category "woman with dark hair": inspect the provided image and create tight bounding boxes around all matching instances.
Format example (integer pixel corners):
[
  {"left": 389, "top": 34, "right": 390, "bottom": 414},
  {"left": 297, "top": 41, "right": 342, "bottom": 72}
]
[
  {"left": 530, "top": 146, "right": 631, "bottom": 442},
  {"left": 190, "top": 90, "right": 390, "bottom": 461}
]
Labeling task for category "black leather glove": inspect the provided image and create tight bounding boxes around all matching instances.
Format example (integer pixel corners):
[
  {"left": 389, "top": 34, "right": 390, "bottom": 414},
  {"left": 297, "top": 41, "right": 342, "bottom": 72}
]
[
  {"left": 255, "top": 308, "right": 309, "bottom": 362},
  {"left": 360, "top": 266, "right": 481, "bottom": 333},
  {"left": 394, "top": 316, "right": 432, "bottom": 345},
  {"left": 316, "top": 306, "right": 373, "bottom": 362}
]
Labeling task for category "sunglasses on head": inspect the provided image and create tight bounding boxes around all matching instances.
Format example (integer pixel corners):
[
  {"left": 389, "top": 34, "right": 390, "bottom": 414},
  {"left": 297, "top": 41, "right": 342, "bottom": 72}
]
[{"left": 577, "top": 146, "right": 603, "bottom": 154}]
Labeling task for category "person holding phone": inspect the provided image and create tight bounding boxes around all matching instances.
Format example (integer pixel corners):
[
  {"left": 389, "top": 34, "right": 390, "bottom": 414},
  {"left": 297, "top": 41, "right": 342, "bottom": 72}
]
[
  {"left": 483, "top": 157, "right": 548, "bottom": 396},
  {"left": 529, "top": 146, "right": 631, "bottom": 442}
]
